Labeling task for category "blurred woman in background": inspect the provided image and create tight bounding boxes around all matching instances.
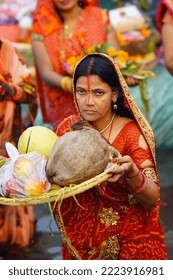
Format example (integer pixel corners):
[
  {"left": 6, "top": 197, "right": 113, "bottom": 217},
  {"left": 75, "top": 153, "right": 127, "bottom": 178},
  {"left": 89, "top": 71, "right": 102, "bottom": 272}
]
[
  {"left": 156, "top": 0, "right": 173, "bottom": 75},
  {"left": 31, "top": 0, "right": 137, "bottom": 131},
  {"left": 0, "top": 37, "right": 37, "bottom": 257}
]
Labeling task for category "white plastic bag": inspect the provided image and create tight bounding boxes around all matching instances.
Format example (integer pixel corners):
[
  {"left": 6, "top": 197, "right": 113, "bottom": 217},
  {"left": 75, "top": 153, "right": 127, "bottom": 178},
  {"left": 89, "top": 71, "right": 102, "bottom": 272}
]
[{"left": 0, "top": 142, "right": 51, "bottom": 198}]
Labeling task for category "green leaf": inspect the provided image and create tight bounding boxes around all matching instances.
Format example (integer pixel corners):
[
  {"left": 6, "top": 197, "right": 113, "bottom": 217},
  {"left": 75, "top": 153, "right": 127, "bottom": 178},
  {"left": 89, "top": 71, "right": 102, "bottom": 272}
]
[
  {"left": 138, "top": 0, "right": 150, "bottom": 12},
  {"left": 139, "top": 79, "right": 150, "bottom": 116}
]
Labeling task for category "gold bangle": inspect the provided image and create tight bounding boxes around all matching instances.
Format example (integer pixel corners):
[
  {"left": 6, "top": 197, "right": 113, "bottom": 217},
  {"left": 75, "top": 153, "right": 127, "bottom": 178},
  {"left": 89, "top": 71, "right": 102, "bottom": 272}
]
[{"left": 61, "top": 76, "right": 72, "bottom": 93}]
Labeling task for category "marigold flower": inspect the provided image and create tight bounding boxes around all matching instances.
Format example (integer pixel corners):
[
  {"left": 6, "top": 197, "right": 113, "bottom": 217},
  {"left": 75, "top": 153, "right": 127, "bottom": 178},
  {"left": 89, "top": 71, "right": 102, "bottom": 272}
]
[
  {"left": 107, "top": 46, "right": 117, "bottom": 57},
  {"left": 86, "top": 45, "right": 96, "bottom": 53},
  {"left": 128, "top": 54, "right": 144, "bottom": 62},
  {"left": 114, "top": 50, "right": 129, "bottom": 65},
  {"left": 66, "top": 56, "right": 78, "bottom": 68},
  {"left": 116, "top": 32, "right": 127, "bottom": 46},
  {"left": 140, "top": 25, "right": 151, "bottom": 38}
]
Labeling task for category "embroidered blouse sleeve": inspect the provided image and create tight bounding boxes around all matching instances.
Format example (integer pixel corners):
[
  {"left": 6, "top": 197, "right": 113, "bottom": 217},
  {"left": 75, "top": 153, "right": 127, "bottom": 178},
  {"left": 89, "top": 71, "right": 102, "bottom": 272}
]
[
  {"left": 123, "top": 122, "right": 157, "bottom": 182},
  {"left": 125, "top": 122, "right": 155, "bottom": 169}
]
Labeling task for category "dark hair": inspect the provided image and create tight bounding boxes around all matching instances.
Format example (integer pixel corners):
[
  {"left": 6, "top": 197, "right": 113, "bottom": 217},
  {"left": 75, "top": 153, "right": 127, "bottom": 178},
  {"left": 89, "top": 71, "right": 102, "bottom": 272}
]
[
  {"left": 74, "top": 54, "right": 133, "bottom": 119},
  {"left": 78, "top": 1, "right": 86, "bottom": 8}
]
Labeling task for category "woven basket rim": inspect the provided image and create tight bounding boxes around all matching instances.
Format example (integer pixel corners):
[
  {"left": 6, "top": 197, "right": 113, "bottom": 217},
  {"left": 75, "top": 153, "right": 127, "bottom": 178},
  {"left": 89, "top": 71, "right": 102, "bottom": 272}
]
[{"left": 0, "top": 163, "right": 118, "bottom": 206}]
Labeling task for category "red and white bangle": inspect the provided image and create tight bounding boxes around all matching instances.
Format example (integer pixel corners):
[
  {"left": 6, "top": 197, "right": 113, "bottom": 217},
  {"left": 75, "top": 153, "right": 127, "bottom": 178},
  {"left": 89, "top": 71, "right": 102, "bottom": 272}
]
[
  {"left": 12, "top": 85, "right": 23, "bottom": 101},
  {"left": 129, "top": 172, "right": 149, "bottom": 194}
]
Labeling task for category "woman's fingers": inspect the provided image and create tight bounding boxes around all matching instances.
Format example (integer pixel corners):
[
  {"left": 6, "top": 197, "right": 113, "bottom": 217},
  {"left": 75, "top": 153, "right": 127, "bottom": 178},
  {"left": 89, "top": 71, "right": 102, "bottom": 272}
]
[
  {"left": 107, "top": 173, "right": 121, "bottom": 182},
  {"left": 107, "top": 155, "right": 136, "bottom": 181}
]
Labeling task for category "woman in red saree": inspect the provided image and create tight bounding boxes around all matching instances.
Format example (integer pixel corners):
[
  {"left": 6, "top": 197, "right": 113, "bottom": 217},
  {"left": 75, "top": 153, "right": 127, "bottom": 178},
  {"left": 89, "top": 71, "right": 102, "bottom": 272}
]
[
  {"left": 0, "top": 38, "right": 37, "bottom": 253},
  {"left": 156, "top": 0, "right": 173, "bottom": 75},
  {"left": 31, "top": 0, "right": 120, "bottom": 130},
  {"left": 52, "top": 53, "right": 168, "bottom": 260}
]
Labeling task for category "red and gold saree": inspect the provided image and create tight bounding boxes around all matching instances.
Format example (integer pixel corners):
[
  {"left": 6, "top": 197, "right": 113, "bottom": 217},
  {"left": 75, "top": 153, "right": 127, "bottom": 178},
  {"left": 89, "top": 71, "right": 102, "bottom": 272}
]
[{"left": 53, "top": 54, "right": 168, "bottom": 260}]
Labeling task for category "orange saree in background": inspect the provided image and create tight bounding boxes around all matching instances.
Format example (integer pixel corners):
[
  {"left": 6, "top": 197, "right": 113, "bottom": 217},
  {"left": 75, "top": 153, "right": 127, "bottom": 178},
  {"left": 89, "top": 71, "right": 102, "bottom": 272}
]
[
  {"left": 0, "top": 38, "right": 36, "bottom": 250},
  {"left": 53, "top": 54, "right": 168, "bottom": 260},
  {"left": 32, "top": 0, "right": 110, "bottom": 130},
  {"left": 0, "top": 38, "right": 37, "bottom": 156}
]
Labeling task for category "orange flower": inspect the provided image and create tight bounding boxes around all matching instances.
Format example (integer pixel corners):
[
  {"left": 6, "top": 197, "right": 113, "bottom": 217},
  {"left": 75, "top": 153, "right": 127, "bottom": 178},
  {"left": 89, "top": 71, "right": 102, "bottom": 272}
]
[
  {"left": 77, "top": 54, "right": 83, "bottom": 61},
  {"left": 86, "top": 45, "right": 96, "bottom": 53},
  {"left": 107, "top": 46, "right": 117, "bottom": 56},
  {"left": 128, "top": 54, "right": 144, "bottom": 62},
  {"left": 114, "top": 50, "right": 129, "bottom": 58},
  {"left": 140, "top": 25, "right": 151, "bottom": 38},
  {"left": 116, "top": 32, "right": 127, "bottom": 46},
  {"left": 114, "top": 50, "right": 129, "bottom": 65},
  {"left": 67, "top": 56, "right": 78, "bottom": 68}
]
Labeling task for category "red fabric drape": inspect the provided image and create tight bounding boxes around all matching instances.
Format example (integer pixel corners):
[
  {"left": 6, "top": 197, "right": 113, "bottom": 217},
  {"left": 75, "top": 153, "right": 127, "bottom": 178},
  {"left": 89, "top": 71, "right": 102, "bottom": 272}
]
[
  {"left": 53, "top": 114, "right": 167, "bottom": 260},
  {"left": 156, "top": 0, "right": 173, "bottom": 31}
]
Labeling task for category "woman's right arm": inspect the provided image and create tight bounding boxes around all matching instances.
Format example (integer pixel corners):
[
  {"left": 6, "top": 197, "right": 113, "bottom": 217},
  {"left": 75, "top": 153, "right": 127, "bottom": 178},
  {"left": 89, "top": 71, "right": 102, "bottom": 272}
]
[
  {"left": 162, "top": 23, "right": 173, "bottom": 75},
  {"left": 31, "top": 39, "right": 63, "bottom": 88},
  {"left": 160, "top": 10, "right": 173, "bottom": 75}
]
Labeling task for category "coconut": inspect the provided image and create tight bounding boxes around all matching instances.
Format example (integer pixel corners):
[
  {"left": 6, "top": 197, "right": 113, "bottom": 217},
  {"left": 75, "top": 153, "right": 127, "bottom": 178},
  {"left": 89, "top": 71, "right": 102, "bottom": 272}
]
[
  {"left": 17, "top": 126, "right": 58, "bottom": 158},
  {"left": 46, "top": 126, "right": 110, "bottom": 186}
]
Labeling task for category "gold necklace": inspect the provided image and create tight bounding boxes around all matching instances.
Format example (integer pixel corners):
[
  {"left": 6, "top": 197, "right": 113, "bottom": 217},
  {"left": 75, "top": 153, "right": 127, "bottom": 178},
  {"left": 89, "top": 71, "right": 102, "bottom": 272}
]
[
  {"left": 99, "top": 114, "right": 115, "bottom": 134},
  {"left": 62, "top": 7, "right": 82, "bottom": 39},
  {"left": 59, "top": 12, "right": 85, "bottom": 64},
  {"left": 63, "top": 24, "right": 73, "bottom": 39}
]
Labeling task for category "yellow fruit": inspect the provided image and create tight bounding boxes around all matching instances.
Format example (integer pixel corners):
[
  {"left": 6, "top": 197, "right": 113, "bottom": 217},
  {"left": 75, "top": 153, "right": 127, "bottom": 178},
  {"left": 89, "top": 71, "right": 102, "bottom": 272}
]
[{"left": 17, "top": 126, "right": 58, "bottom": 158}]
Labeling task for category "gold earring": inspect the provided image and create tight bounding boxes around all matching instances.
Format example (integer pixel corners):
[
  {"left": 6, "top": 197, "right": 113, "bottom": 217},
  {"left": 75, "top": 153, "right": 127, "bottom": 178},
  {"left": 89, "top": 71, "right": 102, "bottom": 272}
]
[{"left": 112, "top": 97, "right": 117, "bottom": 109}]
